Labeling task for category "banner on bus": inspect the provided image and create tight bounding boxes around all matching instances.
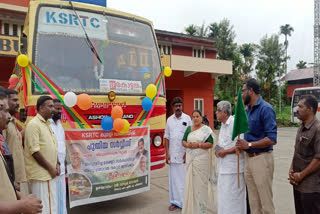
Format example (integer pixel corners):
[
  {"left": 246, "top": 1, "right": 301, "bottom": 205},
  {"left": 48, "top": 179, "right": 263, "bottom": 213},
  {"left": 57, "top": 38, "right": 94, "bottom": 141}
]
[{"left": 65, "top": 126, "right": 150, "bottom": 208}]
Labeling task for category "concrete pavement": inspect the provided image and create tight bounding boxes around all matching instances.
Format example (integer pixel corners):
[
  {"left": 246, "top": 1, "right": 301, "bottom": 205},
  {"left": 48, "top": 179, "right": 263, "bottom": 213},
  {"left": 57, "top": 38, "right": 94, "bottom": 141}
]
[{"left": 70, "top": 127, "right": 298, "bottom": 214}]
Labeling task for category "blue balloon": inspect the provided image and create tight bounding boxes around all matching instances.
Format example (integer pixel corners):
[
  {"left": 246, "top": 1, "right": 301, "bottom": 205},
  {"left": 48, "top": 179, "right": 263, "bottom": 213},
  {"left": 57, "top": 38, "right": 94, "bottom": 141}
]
[
  {"left": 141, "top": 67, "right": 148, "bottom": 73},
  {"left": 142, "top": 97, "right": 153, "bottom": 111},
  {"left": 101, "top": 116, "right": 113, "bottom": 131}
]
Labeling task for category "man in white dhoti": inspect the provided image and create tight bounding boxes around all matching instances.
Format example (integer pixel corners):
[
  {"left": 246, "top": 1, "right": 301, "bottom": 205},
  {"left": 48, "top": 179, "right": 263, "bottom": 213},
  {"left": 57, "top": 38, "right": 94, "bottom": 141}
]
[
  {"left": 50, "top": 99, "right": 67, "bottom": 214},
  {"left": 216, "top": 101, "right": 246, "bottom": 214},
  {"left": 25, "top": 96, "right": 60, "bottom": 214},
  {"left": 164, "top": 97, "right": 191, "bottom": 211}
]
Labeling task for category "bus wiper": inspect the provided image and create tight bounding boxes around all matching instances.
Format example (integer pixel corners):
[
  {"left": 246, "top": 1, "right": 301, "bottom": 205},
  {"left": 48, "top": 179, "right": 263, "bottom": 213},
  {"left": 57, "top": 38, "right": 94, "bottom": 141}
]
[{"left": 69, "top": 1, "right": 103, "bottom": 64}]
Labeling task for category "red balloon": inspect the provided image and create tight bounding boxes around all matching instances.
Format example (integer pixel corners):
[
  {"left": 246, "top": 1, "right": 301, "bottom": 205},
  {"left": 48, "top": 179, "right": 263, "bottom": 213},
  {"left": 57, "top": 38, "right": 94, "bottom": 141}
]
[{"left": 9, "top": 77, "right": 19, "bottom": 86}]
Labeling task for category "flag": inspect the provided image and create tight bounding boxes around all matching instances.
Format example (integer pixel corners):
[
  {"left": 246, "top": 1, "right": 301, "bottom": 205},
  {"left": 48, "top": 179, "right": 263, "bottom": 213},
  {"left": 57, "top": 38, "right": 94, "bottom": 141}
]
[{"left": 232, "top": 87, "right": 249, "bottom": 140}]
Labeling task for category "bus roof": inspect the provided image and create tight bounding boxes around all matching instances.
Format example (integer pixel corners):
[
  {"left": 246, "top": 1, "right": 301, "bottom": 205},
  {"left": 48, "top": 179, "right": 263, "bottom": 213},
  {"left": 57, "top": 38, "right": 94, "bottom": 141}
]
[
  {"left": 25, "top": 0, "right": 155, "bottom": 35},
  {"left": 293, "top": 86, "right": 320, "bottom": 92}
]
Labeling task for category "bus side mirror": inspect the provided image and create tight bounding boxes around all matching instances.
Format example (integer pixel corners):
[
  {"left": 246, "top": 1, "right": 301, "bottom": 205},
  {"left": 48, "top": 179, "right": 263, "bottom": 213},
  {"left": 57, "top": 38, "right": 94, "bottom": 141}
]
[{"left": 20, "top": 37, "right": 27, "bottom": 54}]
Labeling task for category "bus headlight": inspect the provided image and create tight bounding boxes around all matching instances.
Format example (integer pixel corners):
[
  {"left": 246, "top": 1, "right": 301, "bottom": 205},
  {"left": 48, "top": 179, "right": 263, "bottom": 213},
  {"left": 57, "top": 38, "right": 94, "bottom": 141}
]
[
  {"left": 153, "top": 135, "right": 162, "bottom": 147},
  {"left": 108, "top": 91, "right": 116, "bottom": 101}
]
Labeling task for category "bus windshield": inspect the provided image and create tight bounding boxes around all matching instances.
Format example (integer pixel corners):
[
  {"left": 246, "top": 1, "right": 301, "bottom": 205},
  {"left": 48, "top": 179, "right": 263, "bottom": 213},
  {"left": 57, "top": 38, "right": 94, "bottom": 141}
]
[
  {"left": 292, "top": 88, "right": 320, "bottom": 107},
  {"left": 34, "top": 6, "right": 162, "bottom": 95}
]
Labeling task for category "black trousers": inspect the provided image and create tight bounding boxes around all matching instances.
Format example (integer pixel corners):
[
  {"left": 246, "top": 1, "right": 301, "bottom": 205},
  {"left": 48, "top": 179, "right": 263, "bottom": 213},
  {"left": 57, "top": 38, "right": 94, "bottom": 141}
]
[{"left": 294, "top": 189, "right": 320, "bottom": 214}]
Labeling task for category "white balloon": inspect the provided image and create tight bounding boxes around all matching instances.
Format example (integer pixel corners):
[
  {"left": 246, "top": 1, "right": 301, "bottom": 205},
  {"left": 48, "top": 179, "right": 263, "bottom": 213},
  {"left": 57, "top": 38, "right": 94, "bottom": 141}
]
[{"left": 64, "top": 92, "right": 77, "bottom": 107}]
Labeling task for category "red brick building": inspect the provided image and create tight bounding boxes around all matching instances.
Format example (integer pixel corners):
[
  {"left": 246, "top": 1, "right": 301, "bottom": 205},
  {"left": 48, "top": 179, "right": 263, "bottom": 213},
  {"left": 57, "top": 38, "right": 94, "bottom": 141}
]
[{"left": 156, "top": 30, "right": 232, "bottom": 129}]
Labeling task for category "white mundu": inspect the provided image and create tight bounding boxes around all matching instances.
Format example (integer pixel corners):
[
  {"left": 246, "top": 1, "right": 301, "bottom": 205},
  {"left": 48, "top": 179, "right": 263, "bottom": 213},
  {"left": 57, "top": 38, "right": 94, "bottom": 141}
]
[{"left": 164, "top": 112, "right": 191, "bottom": 208}]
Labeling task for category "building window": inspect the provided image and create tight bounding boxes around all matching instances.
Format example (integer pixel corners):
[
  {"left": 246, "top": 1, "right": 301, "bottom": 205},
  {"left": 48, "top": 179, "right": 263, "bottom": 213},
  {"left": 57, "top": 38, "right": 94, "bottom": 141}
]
[
  {"left": 193, "top": 48, "right": 205, "bottom": 58},
  {"left": 194, "top": 98, "right": 204, "bottom": 114},
  {"left": 4, "top": 23, "right": 10, "bottom": 35},
  {"left": 159, "top": 45, "right": 171, "bottom": 55},
  {"left": 12, "top": 24, "right": 18, "bottom": 36}
]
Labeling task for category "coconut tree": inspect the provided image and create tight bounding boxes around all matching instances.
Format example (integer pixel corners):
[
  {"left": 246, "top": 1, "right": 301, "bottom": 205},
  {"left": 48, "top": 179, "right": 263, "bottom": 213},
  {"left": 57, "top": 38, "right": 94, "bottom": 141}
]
[
  {"left": 296, "top": 60, "right": 307, "bottom": 69},
  {"left": 185, "top": 24, "right": 197, "bottom": 36},
  {"left": 280, "top": 24, "right": 294, "bottom": 74}
]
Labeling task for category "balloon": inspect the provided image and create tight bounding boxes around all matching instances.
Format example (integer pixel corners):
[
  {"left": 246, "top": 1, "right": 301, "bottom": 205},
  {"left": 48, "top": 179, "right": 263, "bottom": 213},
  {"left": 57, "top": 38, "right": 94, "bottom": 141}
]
[
  {"left": 17, "top": 54, "right": 29, "bottom": 67},
  {"left": 146, "top": 84, "right": 157, "bottom": 99},
  {"left": 144, "top": 73, "right": 150, "bottom": 79},
  {"left": 164, "top": 67, "right": 172, "bottom": 77},
  {"left": 11, "top": 74, "right": 18, "bottom": 78},
  {"left": 141, "top": 67, "right": 148, "bottom": 73},
  {"left": 9, "top": 77, "right": 19, "bottom": 86},
  {"left": 120, "top": 119, "right": 130, "bottom": 134},
  {"left": 64, "top": 92, "right": 77, "bottom": 107},
  {"left": 101, "top": 116, "right": 113, "bottom": 131},
  {"left": 111, "top": 105, "right": 123, "bottom": 119},
  {"left": 142, "top": 97, "right": 152, "bottom": 111},
  {"left": 77, "top": 94, "right": 92, "bottom": 110},
  {"left": 113, "top": 118, "right": 124, "bottom": 132}
]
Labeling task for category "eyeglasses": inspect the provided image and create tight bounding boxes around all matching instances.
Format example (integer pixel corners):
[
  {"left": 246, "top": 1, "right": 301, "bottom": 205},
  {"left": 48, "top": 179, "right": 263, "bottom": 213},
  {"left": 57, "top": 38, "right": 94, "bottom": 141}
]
[{"left": 241, "top": 88, "right": 249, "bottom": 93}]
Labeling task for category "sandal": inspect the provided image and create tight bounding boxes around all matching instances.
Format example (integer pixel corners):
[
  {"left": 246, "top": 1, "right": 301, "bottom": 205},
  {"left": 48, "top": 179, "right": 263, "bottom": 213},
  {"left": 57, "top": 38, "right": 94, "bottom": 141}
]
[{"left": 169, "top": 204, "right": 178, "bottom": 211}]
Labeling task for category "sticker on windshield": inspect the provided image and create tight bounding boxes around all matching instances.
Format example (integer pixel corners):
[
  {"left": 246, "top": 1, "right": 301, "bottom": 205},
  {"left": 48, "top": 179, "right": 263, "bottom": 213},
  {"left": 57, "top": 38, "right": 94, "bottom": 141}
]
[
  {"left": 38, "top": 7, "right": 107, "bottom": 40},
  {"left": 99, "top": 79, "right": 143, "bottom": 93}
]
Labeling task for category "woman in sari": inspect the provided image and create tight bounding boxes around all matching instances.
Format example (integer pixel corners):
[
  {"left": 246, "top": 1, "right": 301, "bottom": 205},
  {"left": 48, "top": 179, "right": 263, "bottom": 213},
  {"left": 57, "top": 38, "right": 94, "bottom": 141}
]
[{"left": 182, "top": 110, "right": 217, "bottom": 214}]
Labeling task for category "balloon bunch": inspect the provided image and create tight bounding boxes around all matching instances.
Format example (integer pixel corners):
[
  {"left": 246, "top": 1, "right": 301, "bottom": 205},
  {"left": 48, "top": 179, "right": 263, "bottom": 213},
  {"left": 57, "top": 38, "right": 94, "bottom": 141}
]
[
  {"left": 64, "top": 92, "right": 92, "bottom": 110},
  {"left": 101, "top": 105, "right": 130, "bottom": 134},
  {"left": 141, "top": 66, "right": 172, "bottom": 111}
]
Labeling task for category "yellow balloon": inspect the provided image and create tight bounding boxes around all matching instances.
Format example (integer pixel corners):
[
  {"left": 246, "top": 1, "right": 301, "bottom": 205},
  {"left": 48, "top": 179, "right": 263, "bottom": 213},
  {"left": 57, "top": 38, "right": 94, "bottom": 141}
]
[
  {"left": 144, "top": 73, "right": 150, "bottom": 79},
  {"left": 120, "top": 119, "right": 130, "bottom": 134},
  {"left": 17, "top": 54, "right": 29, "bottom": 67},
  {"left": 164, "top": 67, "right": 172, "bottom": 77},
  {"left": 146, "top": 84, "right": 157, "bottom": 99}
]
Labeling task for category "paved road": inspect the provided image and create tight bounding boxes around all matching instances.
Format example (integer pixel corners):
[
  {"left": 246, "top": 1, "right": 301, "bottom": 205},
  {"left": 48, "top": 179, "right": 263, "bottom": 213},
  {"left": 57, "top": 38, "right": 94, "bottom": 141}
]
[{"left": 70, "top": 127, "right": 298, "bottom": 214}]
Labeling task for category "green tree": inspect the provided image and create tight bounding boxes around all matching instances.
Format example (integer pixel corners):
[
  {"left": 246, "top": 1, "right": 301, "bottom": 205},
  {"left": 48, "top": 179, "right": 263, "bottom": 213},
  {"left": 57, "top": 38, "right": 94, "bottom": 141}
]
[
  {"left": 208, "top": 19, "right": 242, "bottom": 100},
  {"left": 185, "top": 24, "right": 197, "bottom": 36},
  {"left": 280, "top": 24, "right": 294, "bottom": 74},
  {"left": 296, "top": 60, "right": 307, "bottom": 69},
  {"left": 255, "top": 34, "right": 285, "bottom": 103},
  {"left": 196, "top": 22, "right": 209, "bottom": 37},
  {"left": 239, "top": 43, "right": 256, "bottom": 77}
]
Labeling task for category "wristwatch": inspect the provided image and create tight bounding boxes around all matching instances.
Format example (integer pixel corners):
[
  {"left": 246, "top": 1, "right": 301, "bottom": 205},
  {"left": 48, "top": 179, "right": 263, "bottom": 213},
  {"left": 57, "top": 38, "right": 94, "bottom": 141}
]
[{"left": 248, "top": 143, "right": 252, "bottom": 149}]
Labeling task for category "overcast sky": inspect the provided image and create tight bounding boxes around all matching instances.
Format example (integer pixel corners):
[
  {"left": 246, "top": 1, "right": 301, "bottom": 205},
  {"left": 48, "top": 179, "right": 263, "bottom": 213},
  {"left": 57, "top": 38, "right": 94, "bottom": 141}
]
[{"left": 108, "top": 0, "right": 313, "bottom": 71}]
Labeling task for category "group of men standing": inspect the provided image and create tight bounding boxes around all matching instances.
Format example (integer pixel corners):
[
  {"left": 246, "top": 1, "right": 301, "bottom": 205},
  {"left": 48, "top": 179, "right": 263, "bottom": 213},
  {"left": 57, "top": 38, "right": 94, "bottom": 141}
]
[
  {"left": 0, "top": 90, "right": 67, "bottom": 214},
  {"left": 165, "top": 78, "right": 320, "bottom": 214}
]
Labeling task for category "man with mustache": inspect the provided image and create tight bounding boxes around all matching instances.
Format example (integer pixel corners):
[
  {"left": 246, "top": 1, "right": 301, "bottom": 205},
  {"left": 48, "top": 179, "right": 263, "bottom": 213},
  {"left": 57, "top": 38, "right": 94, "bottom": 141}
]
[
  {"left": 289, "top": 95, "right": 320, "bottom": 214},
  {"left": 164, "top": 97, "right": 191, "bottom": 211},
  {"left": 0, "top": 91, "right": 43, "bottom": 213},
  {"left": 3, "top": 89, "right": 28, "bottom": 195},
  {"left": 49, "top": 99, "right": 67, "bottom": 214},
  {"left": 236, "top": 78, "right": 277, "bottom": 214},
  {"left": 24, "top": 96, "right": 60, "bottom": 213}
]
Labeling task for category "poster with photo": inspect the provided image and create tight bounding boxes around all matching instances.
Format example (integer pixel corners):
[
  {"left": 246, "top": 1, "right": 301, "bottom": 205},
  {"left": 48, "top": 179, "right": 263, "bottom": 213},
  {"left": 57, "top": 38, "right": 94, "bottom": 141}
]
[{"left": 65, "top": 126, "right": 150, "bottom": 208}]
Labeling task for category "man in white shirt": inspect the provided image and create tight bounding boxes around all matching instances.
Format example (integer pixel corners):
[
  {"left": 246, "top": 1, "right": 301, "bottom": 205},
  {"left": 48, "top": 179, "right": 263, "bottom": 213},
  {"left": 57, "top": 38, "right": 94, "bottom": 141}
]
[
  {"left": 50, "top": 99, "right": 67, "bottom": 214},
  {"left": 216, "top": 101, "right": 246, "bottom": 214},
  {"left": 164, "top": 97, "right": 191, "bottom": 211}
]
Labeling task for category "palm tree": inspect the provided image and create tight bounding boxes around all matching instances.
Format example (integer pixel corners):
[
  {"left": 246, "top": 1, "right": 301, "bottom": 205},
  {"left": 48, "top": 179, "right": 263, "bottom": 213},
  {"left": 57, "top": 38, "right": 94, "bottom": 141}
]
[
  {"left": 239, "top": 43, "right": 256, "bottom": 77},
  {"left": 196, "top": 22, "right": 209, "bottom": 37},
  {"left": 296, "top": 60, "right": 307, "bottom": 69},
  {"left": 280, "top": 24, "right": 294, "bottom": 74},
  {"left": 185, "top": 24, "right": 197, "bottom": 36}
]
